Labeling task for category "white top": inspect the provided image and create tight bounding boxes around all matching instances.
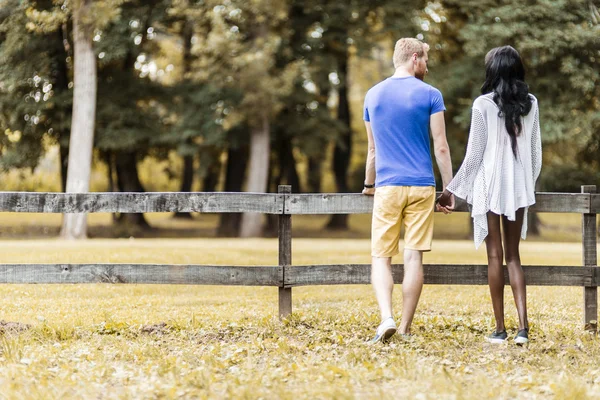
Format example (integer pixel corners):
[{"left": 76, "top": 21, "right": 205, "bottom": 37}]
[{"left": 447, "top": 93, "right": 542, "bottom": 248}]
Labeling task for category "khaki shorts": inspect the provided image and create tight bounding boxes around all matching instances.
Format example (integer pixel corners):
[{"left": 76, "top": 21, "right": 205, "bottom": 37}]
[{"left": 371, "top": 186, "right": 436, "bottom": 257}]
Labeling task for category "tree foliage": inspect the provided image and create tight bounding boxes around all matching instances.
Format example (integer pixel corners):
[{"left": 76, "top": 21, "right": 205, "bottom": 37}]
[
  {"left": 425, "top": 0, "right": 600, "bottom": 185},
  {"left": 2, "top": 0, "right": 599, "bottom": 236}
]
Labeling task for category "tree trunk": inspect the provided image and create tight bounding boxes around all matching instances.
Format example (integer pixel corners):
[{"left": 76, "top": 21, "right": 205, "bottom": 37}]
[
  {"left": 240, "top": 113, "right": 271, "bottom": 237},
  {"left": 327, "top": 44, "right": 352, "bottom": 230},
  {"left": 173, "top": 21, "right": 197, "bottom": 220},
  {"left": 107, "top": 151, "right": 119, "bottom": 224},
  {"left": 60, "top": 0, "right": 96, "bottom": 240},
  {"left": 115, "top": 151, "right": 151, "bottom": 231},
  {"left": 173, "top": 154, "right": 195, "bottom": 219},
  {"left": 56, "top": 28, "right": 70, "bottom": 194},
  {"left": 217, "top": 146, "right": 249, "bottom": 237},
  {"left": 529, "top": 182, "right": 542, "bottom": 235},
  {"left": 468, "top": 217, "right": 474, "bottom": 240},
  {"left": 199, "top": 149, "right": 223, "bottom": 191},
  {"left": 307, "top": 155, "right": 322, "bottom": 193},
  {"left": 59, "top": 145, "right": 69, "bottom": 192},
  {"left": 279, "top": 138, "right": 301, "bottom": 192},
  {"left": 307, "top": 68, "right": 329, "bottom": 195},
  {"left": 180, "top": 155, "right": 195, "bottom": 192},
  {"left": 264, "top": 157, "right": 280, "bottom": 236},
  {"left": 202, "top": 157, "right": 220, "bottom": 192},
  {"left": 529, "top": 213, "right": 541, "bottom": 235}
]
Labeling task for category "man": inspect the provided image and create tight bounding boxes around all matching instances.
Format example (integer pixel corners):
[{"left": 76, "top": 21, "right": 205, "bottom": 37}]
[{"left": 362, "top": 38, "right": 454, "bottom": 343}]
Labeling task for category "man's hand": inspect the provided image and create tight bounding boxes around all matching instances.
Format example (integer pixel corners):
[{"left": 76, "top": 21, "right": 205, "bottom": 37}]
[
  {"left": 435, "top": 190, "right": 454, "bottom": 214},
  {"left": 362, "top": 187, "right": 375, "bottom": 196}
]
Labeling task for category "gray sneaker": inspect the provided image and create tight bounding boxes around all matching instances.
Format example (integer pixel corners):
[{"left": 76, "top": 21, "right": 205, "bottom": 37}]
[
  {"left": 486, "top": 330, "right": 508, "bottom": 344},
  {"left": 369, "top": 317, "right": 397, "bottom": 344},
  {"left": 514, "top": 329, "right": 529, "bottom": 345}
]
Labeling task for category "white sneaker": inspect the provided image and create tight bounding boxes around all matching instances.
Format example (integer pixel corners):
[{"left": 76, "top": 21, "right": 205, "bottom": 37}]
[
  {"left": 485, "top": 330, "right": 508, "bottom": 344},
  {"left": 514, "top": 329, "right": 529, "bottom": 345},
  {"left": 369, "top": 317, "right": 397, "bottom": 344}
]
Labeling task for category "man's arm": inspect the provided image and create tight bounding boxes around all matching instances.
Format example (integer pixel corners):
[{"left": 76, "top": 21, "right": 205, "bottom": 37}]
[
  {"left": 430, "top": 111, "right": 454, "bottom": 210},
  {"left": 362, "top": 121, "right": 376, "bottom": 195}
]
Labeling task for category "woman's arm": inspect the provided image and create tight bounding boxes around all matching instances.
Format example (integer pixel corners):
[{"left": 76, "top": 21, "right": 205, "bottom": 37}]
[
  {"left": 444, "top": 107, "right": 488, "bottom": 201},
  {"left": 531, "top": 104, "right": 542, "bottom": 183}
]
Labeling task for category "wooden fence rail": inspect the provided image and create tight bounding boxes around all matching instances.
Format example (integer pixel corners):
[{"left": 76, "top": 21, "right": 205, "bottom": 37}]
[
  {"left": 0, "top": 191, "right": 597, "bottom": 214},
  {"left": 284, "top": 265, "right": 599, "bottom": 287},
  {"left": 0, "top": 186, "right": 597, "bottom": 330},
  {"left": 285, "top": 192, "right": 596, "bottom": 214},
  {"left": 0, "top": 192, "right": 283, "bottom": 214}
]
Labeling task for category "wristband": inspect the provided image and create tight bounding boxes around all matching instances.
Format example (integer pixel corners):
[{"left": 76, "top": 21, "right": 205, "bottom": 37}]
[{"left": 364, "top": 183, "right": 375, "bottom": 189}]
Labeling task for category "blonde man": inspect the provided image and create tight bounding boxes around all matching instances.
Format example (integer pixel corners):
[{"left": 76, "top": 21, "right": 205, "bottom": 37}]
[{"left": 363, "top": 38, "right": 454, "bottom": 343}]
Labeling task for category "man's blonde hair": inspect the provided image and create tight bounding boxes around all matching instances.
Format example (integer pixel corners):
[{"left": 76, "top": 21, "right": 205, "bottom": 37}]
[{"left": 393, "top": 38, "right": 430, "bottom": 69}]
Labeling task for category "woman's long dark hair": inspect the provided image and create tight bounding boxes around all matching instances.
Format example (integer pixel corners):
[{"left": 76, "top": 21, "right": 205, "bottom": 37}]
[{"left": 481, "top": 46, "right": 532, "bottom": 156}]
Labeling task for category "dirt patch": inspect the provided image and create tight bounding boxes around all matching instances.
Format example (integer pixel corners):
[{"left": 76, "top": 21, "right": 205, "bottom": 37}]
[
  {"left": 0, "top": 320, "right": 31, "bottom": 334},
  {"left": 140, "top": 322, "right": 169, "bottom": 335}
]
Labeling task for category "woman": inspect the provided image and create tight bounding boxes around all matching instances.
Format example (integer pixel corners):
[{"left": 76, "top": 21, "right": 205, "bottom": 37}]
[{"left": 438, "top": 46, "right": 542, "bottom": 344}]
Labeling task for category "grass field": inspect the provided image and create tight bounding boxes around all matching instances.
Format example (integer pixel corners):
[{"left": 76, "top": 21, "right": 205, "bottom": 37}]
[
  {"left": 0, "top": 238, "right": 598, "bottom": 399},
  {"left": 0, "top": 211, "right": 592, "bottom": 242}
]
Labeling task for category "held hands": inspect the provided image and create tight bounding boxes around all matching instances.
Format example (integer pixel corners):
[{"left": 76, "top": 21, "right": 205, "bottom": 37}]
[{"left": 436, "top": 189, "right": 455, "bottom": 214}]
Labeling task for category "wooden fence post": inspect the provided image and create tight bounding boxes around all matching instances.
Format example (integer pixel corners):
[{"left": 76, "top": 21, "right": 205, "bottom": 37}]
[
  {"left": 582, "top": 185, "right": 598, "bottom": 332},
  {"left": 278, "top": 185, "right": 292, "bottom": 318}
]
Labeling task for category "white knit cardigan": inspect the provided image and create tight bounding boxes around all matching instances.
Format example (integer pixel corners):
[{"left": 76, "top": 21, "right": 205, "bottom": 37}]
[{"left": 447, "top": 93, "right": 542, "bottom": 248}]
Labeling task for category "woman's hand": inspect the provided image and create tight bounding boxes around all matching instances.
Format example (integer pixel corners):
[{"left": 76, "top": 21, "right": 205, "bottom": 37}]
[{"left": 436, "top": 190, "right": 455, "bottom": 214}]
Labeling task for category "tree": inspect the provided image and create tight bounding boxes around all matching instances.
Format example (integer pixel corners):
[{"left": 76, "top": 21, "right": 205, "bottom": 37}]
[
  {"left": 295, "top": 1, "right": 424, "bottom": 229},
  {"left": 60, "top": 0, "right": 97, "bottom": 239},
  {"left": 233, "top": 2, "right": 298, "bottom": 238},
  {"left": 8, "top": 0, "right": 128, "bottom": 238},
  {"left": 92, "top": 0, "right": 172, "bottom": 233},
  {"left": 0, "top": 0, "right": 72, "bottom": 187},
  {"left": 160, "top": 1, "right": 243, "bottom": 223},
  {"left": 189, "top": 0, "right": 299, "bottom": 237},
  {"left": 431, "top": 0, "right": 600, "bottom": 173},
  {"left": 101, "top": 8, "right": 152, "bottom": 232},
  {"left": 164, "top": 1, "right": 210, "bottom": 219}
]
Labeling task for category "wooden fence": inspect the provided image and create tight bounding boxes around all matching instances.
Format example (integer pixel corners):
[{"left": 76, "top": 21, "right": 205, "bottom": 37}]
[{"left": 0, "top": 185, "right": 598, "bottom": 330}]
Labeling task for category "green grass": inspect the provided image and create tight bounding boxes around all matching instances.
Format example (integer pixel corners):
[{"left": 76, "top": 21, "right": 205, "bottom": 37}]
[{"left": 0, "top": 238, "right": 598, "bottom": 398}]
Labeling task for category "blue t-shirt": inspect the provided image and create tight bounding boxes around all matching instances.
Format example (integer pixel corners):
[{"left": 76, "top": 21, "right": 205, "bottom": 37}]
[{"left": 363, "top": 76, "right": 445, "bottom": 187}]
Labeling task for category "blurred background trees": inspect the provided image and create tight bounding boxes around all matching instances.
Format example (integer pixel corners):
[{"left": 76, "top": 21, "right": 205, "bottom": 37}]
[{"left": 0, "top": 0, "right": 599, "bottom": 238}]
